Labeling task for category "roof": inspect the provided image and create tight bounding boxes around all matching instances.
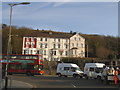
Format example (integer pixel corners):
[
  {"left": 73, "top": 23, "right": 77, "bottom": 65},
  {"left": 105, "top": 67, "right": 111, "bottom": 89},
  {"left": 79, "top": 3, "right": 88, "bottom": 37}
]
[
  {"left": 24, "top": 30, "right": 74, "bottom": 38},
  {"left": 58, "top": 63, "right": 79, "bottom": 67},
  {"left": 85, "top": 63, "right": 105, "bottom": 67}
]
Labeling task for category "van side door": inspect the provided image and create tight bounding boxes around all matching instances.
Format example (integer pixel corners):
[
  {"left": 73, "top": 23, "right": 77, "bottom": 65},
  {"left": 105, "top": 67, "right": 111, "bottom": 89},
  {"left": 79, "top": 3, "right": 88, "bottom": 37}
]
[
  {"left": 88, "top": 67, "right": 95, "bottom": 78},
  {"left": 63, "top": 67, "right": 70, "bottom": 75}
]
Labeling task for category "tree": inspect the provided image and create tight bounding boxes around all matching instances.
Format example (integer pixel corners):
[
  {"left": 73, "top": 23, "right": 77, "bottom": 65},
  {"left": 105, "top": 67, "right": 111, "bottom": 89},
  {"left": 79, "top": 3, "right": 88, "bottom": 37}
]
[
  {"left": 96, "top": 47, "right": 110, "bottom": 59},
  {"left": 2, "top": 24, "right": 7, "bottom": 29}
]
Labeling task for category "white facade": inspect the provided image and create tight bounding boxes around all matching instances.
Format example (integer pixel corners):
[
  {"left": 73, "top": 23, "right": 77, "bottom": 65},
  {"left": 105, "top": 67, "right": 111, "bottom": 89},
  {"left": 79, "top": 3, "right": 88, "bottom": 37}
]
[
  {"left": 70, "top": 34, "right": 85, "bottom": 58},
  {"left": 22, "top": 33, "right": 85, "bottom": 61}
]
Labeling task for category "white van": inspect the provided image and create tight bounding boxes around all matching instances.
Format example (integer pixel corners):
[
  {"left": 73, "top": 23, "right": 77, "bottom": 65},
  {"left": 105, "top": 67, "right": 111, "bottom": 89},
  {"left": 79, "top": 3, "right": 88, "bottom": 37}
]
[
  {"left": 84, "top": 63, "right": 105, "bottom": 79},
  {"left": 56, "top": 63, "right": 83, "bottom": 78}
]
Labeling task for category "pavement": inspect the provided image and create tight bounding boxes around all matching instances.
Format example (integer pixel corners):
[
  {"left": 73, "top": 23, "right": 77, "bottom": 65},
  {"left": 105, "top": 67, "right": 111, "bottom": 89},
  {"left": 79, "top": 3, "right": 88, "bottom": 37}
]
[{"left": 1, "top": 79, "right": 33, "bottom": 90}]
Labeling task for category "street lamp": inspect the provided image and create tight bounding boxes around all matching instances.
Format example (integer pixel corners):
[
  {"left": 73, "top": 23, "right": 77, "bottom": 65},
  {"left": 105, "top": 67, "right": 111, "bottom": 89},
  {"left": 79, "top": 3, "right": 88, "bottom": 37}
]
[{"left": 4, "top": 2, "right": 30, "bottom": 90}]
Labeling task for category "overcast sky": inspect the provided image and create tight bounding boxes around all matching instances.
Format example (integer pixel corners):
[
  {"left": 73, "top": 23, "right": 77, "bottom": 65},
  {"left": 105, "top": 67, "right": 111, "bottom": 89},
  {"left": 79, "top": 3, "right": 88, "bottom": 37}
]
[{"left": 2, "top": 1, "right": 118, "bottom": 36}]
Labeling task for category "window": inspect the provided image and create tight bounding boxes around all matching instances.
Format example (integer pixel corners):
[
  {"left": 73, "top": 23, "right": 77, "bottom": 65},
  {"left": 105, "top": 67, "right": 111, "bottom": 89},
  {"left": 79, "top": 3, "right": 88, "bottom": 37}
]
[
  {"left": 58, "top": 44, "right": 60, "bottom": 48},
  {"left": 79, "top": 38, "right": 81, "bottom": 41},
  {"left": 81, "top": 43, "right": 84, "bottom": 48},
  {"left": 65, "top": 51, "right": 68, "bottom": 56},
  {"left": 40, "top": 56, "right": 43, "bottom": 60},
  {"left": 75, "top": 50, "right": 77, "bottom": 55},
  {"left": 31, "top": 37, "right": 34, "bottom": 41},
  {"left": 27, "top": 65, "right": 34, "bottom": 70},
  {"left": 95, "top": 68, "right": 103, "bottom": 73},
  {"left": 45, "top": 38, "right": 47, "bottom": 41},
  {"left": 9, "top": 64, "right": 22, "bottom": 70},
  {"left": 40, "top": 60, "right": 43, "bottom": 64},
  {"left": 30, "top": 50, "right": 33, "bottom": 54},
  {"left": 26, "top": 43, "right": 29, "bottom": 48},
  {"left": 37, "top": 50, "right": 39, "bottom": 54},
  {"left": 76, "top": 43, "right": 78, "bottom": 47},
  {"left": 54, "top": 38, "right": 56, "bottom": 42},
  {"left": 53, "top": 51, "right": 56, "bottom": 55},
  {"left": 66, "top": 44, "right": 68, "bottom": 49},
  {"left": 60, "top": 52, "right": 63, "bottom": 55},
  {"left": 39, "top": 50, "right": 43, "bottom": 55},
  {"left": 24, "top": 50, "right": 27, "bottom": 54},
  {"left": 72, "top": 43, "right": 74, "bottom": 47},
  {"left": 39, "top": 65, "right": 43, "bottom": 70},
  {"left": 64, "top": 67, "right": 69, "bottom": 70},
  {"left": 66, "top": 39, "right": 68, "bottom": 42},
  {"left": 31, "top": 43, "right": 34, "bottom": 48},
  {"left": 81, "top": 50, "right": 84, "bottom": 57},
  {"left": 40, "top": 43, "right": 42, "bottom": 48},
  {"left": 27, "top": 38, "right": 29, "bottom": 42},
  {"left": 53, "top": 44, "right": 56, "bottom": 48},
  {"left": 71, "top": 67, "right": 76, "bottom": 72},
  {"left": 89, "top": 67, "right": 94, "bottom": 71},
  {"left": 74, "top": 37, "right": 76, "bottom": 41},
  {"left": 59, "top": 68, "right": 62, "bottom": 70},
  {"left": 40, "top": 38, "right": 43, "bottom": 41},
  {"left": 58, "top": 39, "right": 60, "bottom": 42},
  {"left": 54, "top": 58, "right": 57, "bottom": 61},
  {"left": 24, "top": 50, "right": 29, "bottom": 54},
  {"left": 45, "top": 43, "right": 47, "bottom": 48},
  {"left": 44, "top": 50, "right": 46, "bottom": 55},
  {"left": 44, "top": 58, "right": 47, "bottom": 61},
  {"left": 81, "top": 50, "right": 83, "bottom": 53},
  {"left": 34, "top": 65, "right": 39, "bottom": 70}
]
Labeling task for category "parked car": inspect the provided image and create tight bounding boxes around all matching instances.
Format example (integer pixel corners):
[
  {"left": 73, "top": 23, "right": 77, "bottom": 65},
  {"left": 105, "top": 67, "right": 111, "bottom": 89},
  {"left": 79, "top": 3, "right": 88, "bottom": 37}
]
[{"left": 56, "top": 63, "right": 83, "bottom": 78}]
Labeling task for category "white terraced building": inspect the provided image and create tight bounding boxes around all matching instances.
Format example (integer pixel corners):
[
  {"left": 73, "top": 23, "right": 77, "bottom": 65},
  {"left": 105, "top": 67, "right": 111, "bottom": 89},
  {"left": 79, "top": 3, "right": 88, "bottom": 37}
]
[{"left": 22, "top": 30, "right": 85, "bottom": 61}]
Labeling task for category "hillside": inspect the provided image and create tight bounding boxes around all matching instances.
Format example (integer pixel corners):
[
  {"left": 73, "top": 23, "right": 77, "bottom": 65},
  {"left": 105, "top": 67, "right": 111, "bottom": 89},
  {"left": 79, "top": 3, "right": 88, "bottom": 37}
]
[{"left": 2, "top": 24, "right": 119, "bottom": 60}]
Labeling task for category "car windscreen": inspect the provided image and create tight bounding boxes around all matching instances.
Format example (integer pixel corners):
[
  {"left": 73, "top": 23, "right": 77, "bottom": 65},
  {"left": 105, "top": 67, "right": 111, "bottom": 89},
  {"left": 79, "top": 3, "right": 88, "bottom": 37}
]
[
  {"left": 95, "top": 68, "right": 103, "bottom": 73},
  {"left": 71, "top": 67, "right": 81, "bottom": 71}
]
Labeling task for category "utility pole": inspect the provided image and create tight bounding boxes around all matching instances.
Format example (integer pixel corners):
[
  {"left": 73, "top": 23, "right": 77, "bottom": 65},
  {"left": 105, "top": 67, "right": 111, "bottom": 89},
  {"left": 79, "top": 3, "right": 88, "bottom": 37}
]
[
  {"left": 87, "top": 43, "right": 89, "bottom": 58},
  {"left": 4, "top": 2, "right": 30, "bottom": 90}
]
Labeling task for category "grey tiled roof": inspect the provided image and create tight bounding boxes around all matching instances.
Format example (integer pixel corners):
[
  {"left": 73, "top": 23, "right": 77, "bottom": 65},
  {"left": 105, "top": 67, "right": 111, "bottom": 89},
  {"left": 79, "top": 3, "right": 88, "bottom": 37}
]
[{"left": 25, "top": 30, "right": 73, "bottom": 38}]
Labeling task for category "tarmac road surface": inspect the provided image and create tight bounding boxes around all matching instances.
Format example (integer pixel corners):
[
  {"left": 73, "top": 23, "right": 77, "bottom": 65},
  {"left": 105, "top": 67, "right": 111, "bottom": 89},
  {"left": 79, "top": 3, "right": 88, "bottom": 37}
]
[{"left": 2, "top": 74, "right": 120, "bottom": 90}]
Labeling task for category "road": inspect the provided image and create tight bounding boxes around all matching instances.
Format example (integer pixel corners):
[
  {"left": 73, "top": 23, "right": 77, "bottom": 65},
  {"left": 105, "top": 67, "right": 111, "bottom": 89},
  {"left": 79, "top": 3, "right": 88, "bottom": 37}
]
[{"left": 7, "top": 74, "right": 120, "bottom": 89}]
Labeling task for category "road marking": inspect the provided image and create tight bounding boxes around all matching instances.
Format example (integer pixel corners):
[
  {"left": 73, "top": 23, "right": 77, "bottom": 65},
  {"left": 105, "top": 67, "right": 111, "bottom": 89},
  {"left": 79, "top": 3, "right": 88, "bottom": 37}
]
[
  {"left": 8, "top": 80, "right": 34, "bottom": 88},
  {"left": 71, "top": 84, "right": 77, "bottom": 88}
]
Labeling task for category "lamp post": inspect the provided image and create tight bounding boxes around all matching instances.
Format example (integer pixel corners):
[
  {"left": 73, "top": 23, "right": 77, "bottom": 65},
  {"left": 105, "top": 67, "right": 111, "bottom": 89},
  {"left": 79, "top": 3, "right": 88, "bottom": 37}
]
[
  {"left": 87, "top": 43, "right": 88, "bottom": 58},
  {"left": 85, "top": 42, "right": 89, "bottom": 58},
  {"left": 5, "top": 2, "right": 30, "bottom": 90}
]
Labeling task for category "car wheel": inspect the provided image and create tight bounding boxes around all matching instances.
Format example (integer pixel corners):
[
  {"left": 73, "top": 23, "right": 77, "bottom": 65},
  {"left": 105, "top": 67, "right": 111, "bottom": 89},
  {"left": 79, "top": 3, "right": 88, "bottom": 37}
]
[
  {"left": 73, "top": 74, "right": 77, "bottom": 78},
  {"left": 26, "top": 72, "right": 31, "bottom": 76},
  {"left": 84, "top": 75, "right": 88, "bottom": 79},
  {"left": 97, "top": 76, "right": 101, "bottom": 80},
  {"left": 79, "top": 76, "right": 83, "bottom": 78},
  {"left": 58, "top": 73, "right": 62, "bottom": 77},
  {"left": 64, "top": 75, "right": 67, "bottom": 77},
  {"left": 8, "top": 72, "right": 12, "bottom": 75}
]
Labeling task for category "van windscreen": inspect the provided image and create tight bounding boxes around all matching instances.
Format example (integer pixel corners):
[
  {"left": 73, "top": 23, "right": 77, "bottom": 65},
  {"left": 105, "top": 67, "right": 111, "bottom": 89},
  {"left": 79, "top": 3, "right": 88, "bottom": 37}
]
[{"left": 71, "top": 67, "right": 81, "bottom": 71}]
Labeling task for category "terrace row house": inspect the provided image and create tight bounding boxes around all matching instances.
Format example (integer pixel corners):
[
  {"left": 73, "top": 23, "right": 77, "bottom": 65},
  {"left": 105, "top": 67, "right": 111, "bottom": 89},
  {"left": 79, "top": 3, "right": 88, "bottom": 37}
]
[{"left": 22, "top": 30, "right": 85, "bottom": 61}]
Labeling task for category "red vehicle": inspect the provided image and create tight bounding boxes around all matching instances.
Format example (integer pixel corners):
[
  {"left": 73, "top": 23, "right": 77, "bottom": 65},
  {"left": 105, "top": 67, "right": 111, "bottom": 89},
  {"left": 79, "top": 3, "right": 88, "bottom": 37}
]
[{"left": 1, "top": 54, "right": 44, "bottom": 76}]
